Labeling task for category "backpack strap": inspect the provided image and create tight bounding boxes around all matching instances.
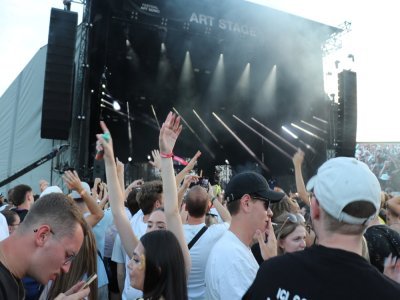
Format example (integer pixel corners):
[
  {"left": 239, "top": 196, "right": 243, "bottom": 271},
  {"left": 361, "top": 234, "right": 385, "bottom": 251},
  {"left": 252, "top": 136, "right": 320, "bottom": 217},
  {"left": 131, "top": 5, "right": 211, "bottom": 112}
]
[{"left": 188, "top": 226, "right": 208, "bottom": 250}]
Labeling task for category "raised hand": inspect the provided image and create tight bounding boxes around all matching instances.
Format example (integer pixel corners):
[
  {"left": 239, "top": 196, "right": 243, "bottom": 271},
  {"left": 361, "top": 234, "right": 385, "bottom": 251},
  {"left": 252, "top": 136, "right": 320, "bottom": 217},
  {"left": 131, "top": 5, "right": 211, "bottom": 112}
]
[
  {"left": 257, "top": 220, "right": 278, "bottom": 260},
  {"left": 384, "top": 253, "right": 400, "bottom": 283},
  {"left": 116, "top": 157, "right": 124, "bottom": 175},
  {"left": 159, "top": 112, "right": 182, "bottom": 154},
  {"left": 96, "top": 121, "right": 114, "bottom": 161},
  {"left": 292, "top": 148, "right": 305, "bottom": 167},
  {"left": 62, "top": 170, "right": 84, "bottom": 193},
  {"left": 149, "top": 149, "right": 162, "bottom": 170}
]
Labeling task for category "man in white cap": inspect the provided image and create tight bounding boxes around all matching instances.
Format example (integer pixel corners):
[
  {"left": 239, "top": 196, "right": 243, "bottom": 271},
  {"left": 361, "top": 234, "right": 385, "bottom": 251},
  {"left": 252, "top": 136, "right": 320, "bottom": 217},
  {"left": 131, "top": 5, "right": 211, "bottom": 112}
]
[{"left": 244, "top": 157, "right": 400, "bottom": 299}]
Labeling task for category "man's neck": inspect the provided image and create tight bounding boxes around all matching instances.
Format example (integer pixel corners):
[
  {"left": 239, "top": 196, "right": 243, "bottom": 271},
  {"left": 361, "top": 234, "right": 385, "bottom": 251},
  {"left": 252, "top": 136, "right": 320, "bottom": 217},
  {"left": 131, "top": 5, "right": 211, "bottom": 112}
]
[
  {"left": 0, "top": 236, "right": 28, "bottom": 279},
  {"left": 229, "top": 217, "right": 253, "bottom": 247},
  {"left": 17, "top": 202, "right": 30, "bottom": 210},
  {"left": 187, "top": 215, "right": 205, "bottom": 225},
  {"left": 317, "top": 233, "right": 364, "bottom": 256}
]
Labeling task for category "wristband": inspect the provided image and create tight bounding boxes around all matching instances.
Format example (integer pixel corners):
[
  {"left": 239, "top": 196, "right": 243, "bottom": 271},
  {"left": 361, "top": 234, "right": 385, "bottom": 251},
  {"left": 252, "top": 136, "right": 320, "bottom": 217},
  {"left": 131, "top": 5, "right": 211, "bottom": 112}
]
[{"left": 160, "top": 152, "right": 174, "bottom": 158}]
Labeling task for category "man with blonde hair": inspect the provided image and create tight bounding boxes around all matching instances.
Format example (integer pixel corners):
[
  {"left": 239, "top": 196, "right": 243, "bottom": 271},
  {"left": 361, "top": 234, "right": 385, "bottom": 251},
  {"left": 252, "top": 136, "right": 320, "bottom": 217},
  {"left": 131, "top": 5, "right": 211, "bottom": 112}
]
[{"left": 0, "top": 193, "right": 90, "bottom": 299}]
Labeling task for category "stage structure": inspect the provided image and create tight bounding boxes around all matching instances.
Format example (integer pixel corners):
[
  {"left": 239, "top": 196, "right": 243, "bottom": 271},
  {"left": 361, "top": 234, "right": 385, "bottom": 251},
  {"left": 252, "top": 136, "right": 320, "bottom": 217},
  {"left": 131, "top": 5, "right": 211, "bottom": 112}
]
[{"left": 66, "top": 0, "right": 340, "bottom": 184}]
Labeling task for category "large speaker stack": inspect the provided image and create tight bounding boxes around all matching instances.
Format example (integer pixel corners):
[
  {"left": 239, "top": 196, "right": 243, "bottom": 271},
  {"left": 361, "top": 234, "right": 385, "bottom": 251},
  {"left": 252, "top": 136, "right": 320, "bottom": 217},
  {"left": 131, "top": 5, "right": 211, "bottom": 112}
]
[
  {"left": 336, "top": 70, "right": 357, "bottom": 157},
  {"left": 41, "top": 8, "right": 78, "bottom": 140}
]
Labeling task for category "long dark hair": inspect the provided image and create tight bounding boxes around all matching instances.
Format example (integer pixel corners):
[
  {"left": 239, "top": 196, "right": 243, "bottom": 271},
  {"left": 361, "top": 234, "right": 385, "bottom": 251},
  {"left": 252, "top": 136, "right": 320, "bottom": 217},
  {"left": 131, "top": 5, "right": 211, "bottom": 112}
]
[{"left": 140, "top": 230, "right": 188, "bottom": 300}]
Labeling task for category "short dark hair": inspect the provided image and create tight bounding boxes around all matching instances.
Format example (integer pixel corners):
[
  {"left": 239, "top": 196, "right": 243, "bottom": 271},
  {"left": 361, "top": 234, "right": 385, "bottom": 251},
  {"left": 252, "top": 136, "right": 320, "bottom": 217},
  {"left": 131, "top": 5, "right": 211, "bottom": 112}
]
[
  {"left": 227, "top": 199, "right": 241, "bottom": 215},
  {"left": 322, "top": 201, "right": 374, "bottom": 235},
  {"left": 10, "top": 184, "right": 32, "bottom": 206},
  {"left": 141, "top": 230, "right": 187, "bottom": 299},
  {"left": 137, "top": 181, "right": 163, "bottom": 215},
  {"left": 186, "top": 186, "right": 209, "bottom": 218},
  {"left": 20, "top": 193, "right": 87, "bottom": 239},
  {"left": 1, "top": 210, "right": 19, "bottom": 226},
  {"left": 126, "top": 189, "right": 140, "bottom": 216}
]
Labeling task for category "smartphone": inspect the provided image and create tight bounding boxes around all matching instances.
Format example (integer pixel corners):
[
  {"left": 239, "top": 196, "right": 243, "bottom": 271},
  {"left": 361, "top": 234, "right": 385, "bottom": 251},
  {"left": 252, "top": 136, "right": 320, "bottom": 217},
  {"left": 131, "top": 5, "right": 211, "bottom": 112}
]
[
  {"left": 80, "top": 273, "right": 97, "bottom": 290},
  {"left": 189, "top": 177, "right": 209, "bottom": 191}
]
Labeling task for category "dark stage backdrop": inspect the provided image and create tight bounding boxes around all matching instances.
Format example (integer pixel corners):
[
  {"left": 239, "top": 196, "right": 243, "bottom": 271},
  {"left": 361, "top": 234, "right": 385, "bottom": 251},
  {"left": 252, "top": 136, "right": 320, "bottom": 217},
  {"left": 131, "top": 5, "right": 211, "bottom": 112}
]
[{"left": 81, "top": 0, "right": 338, "bottom": 181}]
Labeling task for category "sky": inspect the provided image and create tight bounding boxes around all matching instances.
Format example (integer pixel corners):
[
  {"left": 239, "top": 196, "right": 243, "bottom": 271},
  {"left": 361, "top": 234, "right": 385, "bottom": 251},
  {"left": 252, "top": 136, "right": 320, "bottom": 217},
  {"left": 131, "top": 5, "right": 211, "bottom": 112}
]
[{"left": 1, "top": 0, "right": 399, "bottom": 142}]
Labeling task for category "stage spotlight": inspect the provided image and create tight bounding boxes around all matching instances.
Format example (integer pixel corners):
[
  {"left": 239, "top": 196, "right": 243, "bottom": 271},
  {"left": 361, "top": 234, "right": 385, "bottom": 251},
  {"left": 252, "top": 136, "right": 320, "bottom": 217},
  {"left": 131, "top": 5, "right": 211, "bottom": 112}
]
[
  {"left": 161, "top": 42, "right": 166, "bottom": 53},
  {"left": 291, "top": 123, "right": 325, "bottom": 142},
  {"left": 225, "top": 159, "right": 229, "bottom": 165},
  {"left": 257, "top": 64, "right": 277, "bottom": 103},
  {"left": 282, "top": 126, "right": 298, "bottom": 139},
  {"left": 113, "top": 100, "right": 121, "bottom": 111},
  {"left": 91, "top": 89, "right": 94, "bottom": 93},
  {"left": 178, "top": 50, "right": 195, "bottom": 101},
  {"left": 235, "top": 63, "right": 251, "bottom": 98},
  {"left": 102, "top": 84, "right": 106, "bottom": 89},
  {"left": 207, "top": 52, "right": 225, "bottom": 101},
  {"left": 128, "top": 157, "right": 132, "bottom": 162},
  {"left": 312, "top": 116, "right": 328, "bottom": 124},
  {"left": 147, "top": 155, "right": 151, "bottom": 160}
]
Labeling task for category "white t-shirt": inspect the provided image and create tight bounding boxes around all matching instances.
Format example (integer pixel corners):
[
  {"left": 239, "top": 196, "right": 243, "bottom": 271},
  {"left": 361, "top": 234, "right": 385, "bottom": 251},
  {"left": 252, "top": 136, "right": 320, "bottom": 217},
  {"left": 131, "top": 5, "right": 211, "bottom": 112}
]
[
  {"left": 0, "top": 213, "right": 9, "bottom": 241},
  {"left": 184, "top": 222, "right": 229, "bottom": 300},
  {"left": 121, "top": 210, "right": 147, "bottom": 300},
  {"left": 205, "top": 230, "right": 259, "bottom": 299}
]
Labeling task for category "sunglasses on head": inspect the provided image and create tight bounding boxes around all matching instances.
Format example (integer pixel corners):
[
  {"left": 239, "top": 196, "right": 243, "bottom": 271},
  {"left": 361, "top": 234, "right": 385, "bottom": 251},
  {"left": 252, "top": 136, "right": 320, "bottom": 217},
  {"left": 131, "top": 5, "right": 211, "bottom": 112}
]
[{"left": 277, "top": 213, "right": 305, "bottom": 233}]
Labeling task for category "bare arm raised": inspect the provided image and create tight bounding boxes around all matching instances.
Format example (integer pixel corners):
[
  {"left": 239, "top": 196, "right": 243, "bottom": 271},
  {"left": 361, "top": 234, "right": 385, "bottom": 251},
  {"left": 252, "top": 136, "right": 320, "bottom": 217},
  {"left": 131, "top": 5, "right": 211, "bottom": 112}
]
[
  {"left": 292, "top": 148, "right": 310, "bottom": 206},
  {"left": 159, "top": 112, "right": 191, "bottom": 275},
  {"left": 96, "top": 122, "right": 139, "bottom": 258}
]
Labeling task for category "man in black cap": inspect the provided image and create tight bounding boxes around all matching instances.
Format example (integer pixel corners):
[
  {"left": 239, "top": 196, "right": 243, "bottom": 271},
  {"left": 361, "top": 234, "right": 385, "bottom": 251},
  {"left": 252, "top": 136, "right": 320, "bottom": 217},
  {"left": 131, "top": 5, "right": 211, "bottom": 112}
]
[{"left": 204, "top": 171, "right": 284, "bottom": 299}]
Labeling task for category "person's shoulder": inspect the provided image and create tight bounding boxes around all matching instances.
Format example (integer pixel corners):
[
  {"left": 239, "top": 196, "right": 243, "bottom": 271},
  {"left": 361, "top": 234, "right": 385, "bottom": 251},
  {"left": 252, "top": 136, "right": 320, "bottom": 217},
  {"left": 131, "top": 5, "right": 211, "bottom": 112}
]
[
  {"left": 259, "top": 248, "right": 310, "bottom": 273},
  {"left": 209, "top": 222, "right": 229, "bottom": 231}
]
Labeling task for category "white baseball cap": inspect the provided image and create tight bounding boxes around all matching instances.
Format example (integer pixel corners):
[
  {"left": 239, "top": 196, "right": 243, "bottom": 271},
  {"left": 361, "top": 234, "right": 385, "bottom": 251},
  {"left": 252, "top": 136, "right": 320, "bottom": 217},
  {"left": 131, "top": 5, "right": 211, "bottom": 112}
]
[
  {"left": 40, "top": 186, "right": 63, "bottom": 198},
  {"left": 306, "top": 157, "right": 381, "bottom": 225}
]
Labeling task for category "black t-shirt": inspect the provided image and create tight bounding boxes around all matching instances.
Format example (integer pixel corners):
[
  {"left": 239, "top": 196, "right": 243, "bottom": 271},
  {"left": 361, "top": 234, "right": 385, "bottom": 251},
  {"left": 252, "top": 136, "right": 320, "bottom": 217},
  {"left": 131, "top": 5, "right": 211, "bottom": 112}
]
[
  {"left": 243, "top": 245, "right": 400, "bottom": 300},
  {"left": 0, "top": 261, "right": 25, "bottom": 300}
]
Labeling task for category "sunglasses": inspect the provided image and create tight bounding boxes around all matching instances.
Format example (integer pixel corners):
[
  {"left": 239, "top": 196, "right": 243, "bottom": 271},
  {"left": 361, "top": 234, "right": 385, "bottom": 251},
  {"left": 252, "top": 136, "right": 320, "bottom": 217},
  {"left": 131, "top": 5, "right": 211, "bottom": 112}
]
[
  {"left": 251, "top": 195, "right": 270, "bottom": 210},
  {"left": 277, "top": 213, "right": 305, "bottom": 233}
]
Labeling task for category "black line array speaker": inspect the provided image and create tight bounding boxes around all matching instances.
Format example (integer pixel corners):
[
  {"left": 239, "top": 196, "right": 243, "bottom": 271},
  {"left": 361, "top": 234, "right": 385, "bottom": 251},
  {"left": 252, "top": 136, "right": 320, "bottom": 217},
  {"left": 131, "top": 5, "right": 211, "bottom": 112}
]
[
  {"left": 41, "top": 8, "right": 78, "bottom": 140},
  {"left": 336, "top": 70, "right": 357, "bottom": 157}
]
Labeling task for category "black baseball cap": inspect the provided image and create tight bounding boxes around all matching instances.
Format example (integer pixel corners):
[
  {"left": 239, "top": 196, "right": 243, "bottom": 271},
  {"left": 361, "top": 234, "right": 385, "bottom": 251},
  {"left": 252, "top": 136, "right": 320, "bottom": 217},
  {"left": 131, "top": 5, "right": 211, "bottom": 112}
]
[{"left": 225, "top": 171, "right": 284, "bottom": 203}]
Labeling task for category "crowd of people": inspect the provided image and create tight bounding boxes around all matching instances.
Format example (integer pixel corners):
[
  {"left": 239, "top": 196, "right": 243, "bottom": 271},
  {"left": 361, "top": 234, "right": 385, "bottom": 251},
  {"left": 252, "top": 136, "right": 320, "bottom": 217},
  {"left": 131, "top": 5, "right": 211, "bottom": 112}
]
[
  {"left": 356, "top": 143, "right": 400, "bottom": 192},
  {"left": 0, "top": 112, "right": 400, "bottom": 299}
]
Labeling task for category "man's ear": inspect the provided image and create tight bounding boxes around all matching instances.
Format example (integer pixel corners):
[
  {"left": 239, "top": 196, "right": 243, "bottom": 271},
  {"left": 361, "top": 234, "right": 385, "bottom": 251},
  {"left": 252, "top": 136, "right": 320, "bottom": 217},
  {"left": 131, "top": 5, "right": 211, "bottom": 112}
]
[
  {"left": 34, "top": 225, "right": 52, "bottom": 247},
  {"left": 155, "top": 200, "right": 161, "bottom": 209},
  {"left": 241, "top": 194, "right": 252, "bottom": 213},
  {"left": 310, "top": 197, "right": 320, "bottom": 220}
]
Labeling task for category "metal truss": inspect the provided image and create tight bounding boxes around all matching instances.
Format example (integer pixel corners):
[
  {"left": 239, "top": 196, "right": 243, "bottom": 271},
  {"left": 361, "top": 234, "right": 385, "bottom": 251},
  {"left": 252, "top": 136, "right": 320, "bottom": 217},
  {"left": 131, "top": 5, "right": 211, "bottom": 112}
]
[{"left": 322, "top": 21, "right": 352, "bottom": 57}]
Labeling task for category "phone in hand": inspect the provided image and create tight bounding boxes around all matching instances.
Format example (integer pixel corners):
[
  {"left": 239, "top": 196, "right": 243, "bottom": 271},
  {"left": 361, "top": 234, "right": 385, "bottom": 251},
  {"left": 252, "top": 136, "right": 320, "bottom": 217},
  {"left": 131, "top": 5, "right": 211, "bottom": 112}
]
[
  {"left": 189, "top": 177, "right": 209, "bottom": 191},
  {"left": 80, "top": 273, "right": 97, "bottom": 290}
]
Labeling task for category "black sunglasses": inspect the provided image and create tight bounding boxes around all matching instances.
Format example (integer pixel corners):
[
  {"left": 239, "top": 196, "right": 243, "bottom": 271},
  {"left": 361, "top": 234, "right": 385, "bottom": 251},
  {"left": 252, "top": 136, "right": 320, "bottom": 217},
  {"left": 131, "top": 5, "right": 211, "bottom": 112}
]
[{"left": 251, "top": 195, "right": 270, "bottom": 210}]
